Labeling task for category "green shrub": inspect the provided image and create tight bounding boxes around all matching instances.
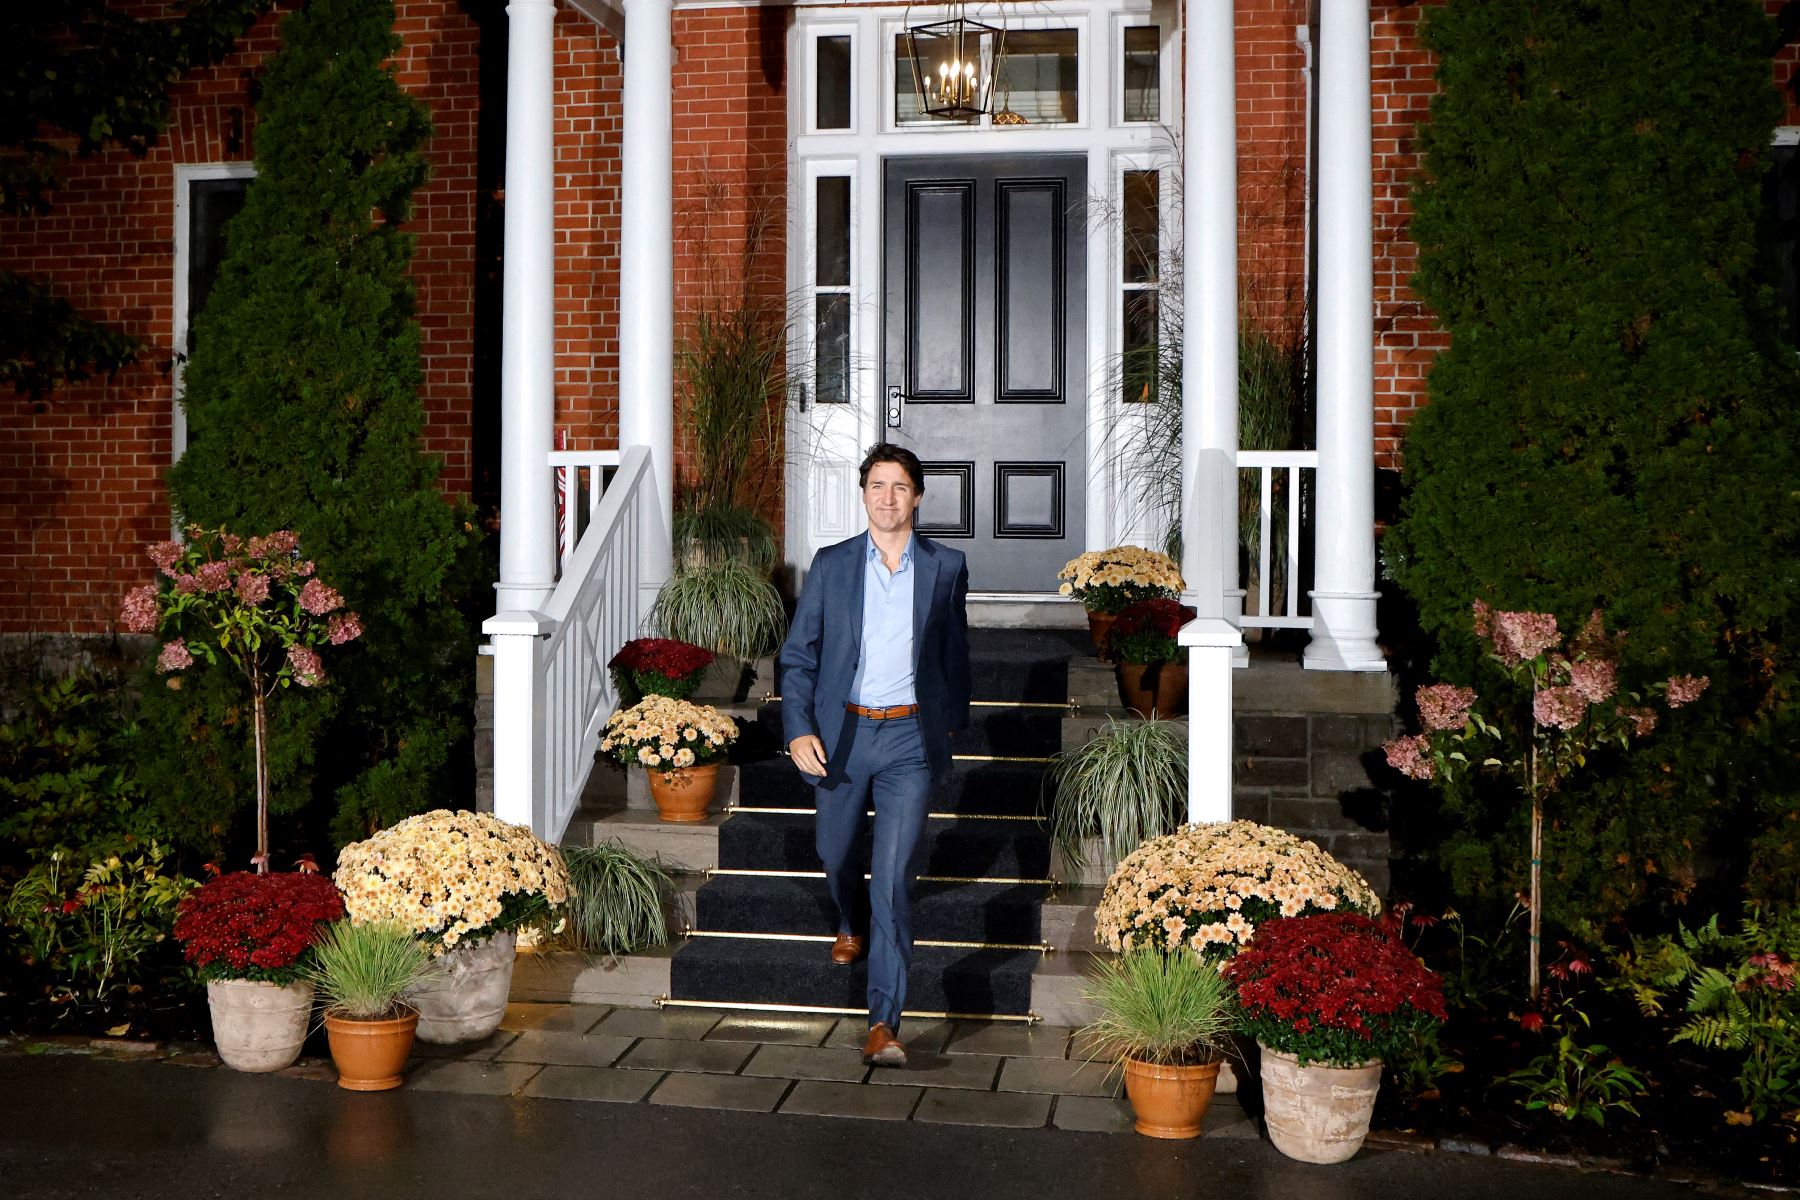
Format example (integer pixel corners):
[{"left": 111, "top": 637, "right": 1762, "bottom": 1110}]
[
  {"left": 1081, "top": 949, "right": 1237, "bottom": 1067},
  {"left": 139, "top": 0, "right": 480, "bottom": 857},
  {"left": 1047, "top": 717, "right": 1187, "bottom": 876},
  {"left": 650, "top": 559, "right": 787, "bottom": 663},
  {"left": 0, "top": 674, "right": 144, "bottom": 880},
  {"left": 1387, "top": 0, "right": 1800, "bottom": 919},
  {"left": 305, "top": 920, "right": 436, "bottom": 1020}
]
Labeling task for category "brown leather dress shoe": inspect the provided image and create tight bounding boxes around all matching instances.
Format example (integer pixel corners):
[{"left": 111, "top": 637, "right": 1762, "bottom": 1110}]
[
  {"left": 830, "top": 933, "right": 865, "bottom": 965},
  {"left": 862, "top": 1022, "right": 907, "bottom": 1068}
]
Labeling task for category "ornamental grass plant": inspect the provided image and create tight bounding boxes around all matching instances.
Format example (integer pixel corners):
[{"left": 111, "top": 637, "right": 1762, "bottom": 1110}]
[
  {"left": 650, "top": 559, "right": 787, "bottom": 662},
  {"left": 1048, "top": 717, "right": 1187, "bottom": 875},
  {"left": 555, "top": 841, "right": 675, "bottom": 957},
  {"left": 1095, "top": 821, "right": 1380, "bottom": 963},
  {"left": 1083, "top": 948, "right": 1239, "bottom": 1068},
  {"left": 1224, "top": 912, "right": 1447, "bottom": 1068},
  {"left": 333, "top": 810, "right": 569, "bottom": 953},
  {"left": 172, "top": 870, "right": 345, "bottom": 983},
  {"left": 305, "top": 920, "right": 436, "bottom": 1020}
]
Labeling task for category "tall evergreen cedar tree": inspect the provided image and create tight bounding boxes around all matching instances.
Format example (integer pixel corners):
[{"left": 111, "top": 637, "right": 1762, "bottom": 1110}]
[
  {"left": 141, "top": 0, "right": 478, "bottom": 855},
  {"left": 1389, "top": 0, "right": 1800, "bottom": 924}
]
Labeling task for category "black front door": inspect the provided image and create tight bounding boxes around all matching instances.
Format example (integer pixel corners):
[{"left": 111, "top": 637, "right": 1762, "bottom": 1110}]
[{"left": 883, "top": 154, "right": 1087, "bottom": 593}]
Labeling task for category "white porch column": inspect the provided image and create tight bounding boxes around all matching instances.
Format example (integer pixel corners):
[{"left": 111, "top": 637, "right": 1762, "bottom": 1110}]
[
  {"left": 494, "top": 0, "right": 558, "bottom": 617},
  {"left": 1181, "top": 0, "right": 1242, "bottom": 633},
  {"left": 618, "top": 0, "right": 676, "bottom": 558},
  {"left": 1181, "top": 617, "right": 1241, "bottom": 823},
  {"left": 1305, "top": 0, "right": 1385, "bottom": 671}
]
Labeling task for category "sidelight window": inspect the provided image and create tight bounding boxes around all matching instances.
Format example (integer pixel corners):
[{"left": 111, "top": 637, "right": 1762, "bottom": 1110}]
[
  {"left": 1120, "top": 168, "right": 1160, "bottom": 404},
  {"left": 813, "top": 174, "right": 853, "bottom": 405}
]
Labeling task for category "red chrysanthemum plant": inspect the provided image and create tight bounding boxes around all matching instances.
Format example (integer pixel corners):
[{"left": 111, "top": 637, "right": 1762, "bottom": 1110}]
[
  {"left": 1105, "top": 598, "right": 1198, "bottom": 666},
  {"left": 119, "top": 528, "right": 363, "bottom": 873},
  {"left": 607, "top": 637, "right": 716, "bottom": 706},
  {"left": 1381, "top": 602, "right": 1709, "bottom": 1002},
  {"left": 173, "top": 865, "right": 346, "bottom": 984},
  {"left": 1224, "top": 912, "right": 1448, "bottom": 1068}
]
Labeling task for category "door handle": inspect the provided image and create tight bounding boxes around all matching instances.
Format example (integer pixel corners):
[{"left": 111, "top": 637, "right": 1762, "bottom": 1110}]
[{"left": 885, "top": 385, "right": 904, "bottom": 429}]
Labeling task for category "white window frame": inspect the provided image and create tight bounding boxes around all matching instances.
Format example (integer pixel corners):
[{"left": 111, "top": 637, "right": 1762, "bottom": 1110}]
[
  {"left": 806, "top": 23, "right": 860, "bottom": 136},
  {"left": 1112, "top": 13, "right": 1173, "bottom": 128},
  {"left": 881, "top": 8, "right": 1092, "bottom": 135},
  {"left": 171, "top": 162, "right": 256, "bottom": 465}
]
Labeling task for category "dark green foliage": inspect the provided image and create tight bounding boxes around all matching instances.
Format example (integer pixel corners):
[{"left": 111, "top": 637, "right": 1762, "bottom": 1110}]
[
  {"left": 0, "top": 674, "right": 144, "bottom": 880},
  {"left": 142, "top": 0, "right": 478, "bottom": 857},
  {"left": 0, "top": 0, "right": 274, "bottom": 395},
  {"left": 1388, "top": 0, "right": 1800, "bottom": 921}
]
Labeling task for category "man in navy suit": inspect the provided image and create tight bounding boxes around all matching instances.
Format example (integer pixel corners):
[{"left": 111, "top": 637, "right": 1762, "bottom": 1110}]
[{"left": 778, "top": 443, "right": 970, "bottom": 1068}]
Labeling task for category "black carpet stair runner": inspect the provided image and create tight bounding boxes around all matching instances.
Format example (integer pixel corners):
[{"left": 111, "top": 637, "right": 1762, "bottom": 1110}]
[{"left": 668, "top": 628, "right": 1088, "bottom": 1019}]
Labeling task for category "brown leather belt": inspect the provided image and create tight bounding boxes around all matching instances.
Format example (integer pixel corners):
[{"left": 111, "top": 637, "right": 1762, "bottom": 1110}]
[{"left": 846, "top": 701, "right": 920, "bottom": 720}]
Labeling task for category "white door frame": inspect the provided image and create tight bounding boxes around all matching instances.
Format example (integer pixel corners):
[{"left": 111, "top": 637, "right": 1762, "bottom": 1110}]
[{"left": 785, "top": 0, "right": 1180, "bottom": 594}]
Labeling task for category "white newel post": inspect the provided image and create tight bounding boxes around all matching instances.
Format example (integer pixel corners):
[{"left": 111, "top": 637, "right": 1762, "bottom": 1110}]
[
  {"left": 619, "top": 0, "right": 676, "bottom": 593},
  {"left": 1181, "top": 0, "right": 1242, "bottom": 633},
  {"left": 494, "top": 0, "right": 559, "bottom": 619},
  {"left": 1181, "top": 617, "right": 1239, "bottom": 823},
  {"left": 1178, "top": 0, "right": 1246, "bottom": 826},
  {"left": 485, "top": 0, "right": 560, "bottom": 830},
  {"left": 1305, "top": 0, "right": 1385, "bottom": 672}
]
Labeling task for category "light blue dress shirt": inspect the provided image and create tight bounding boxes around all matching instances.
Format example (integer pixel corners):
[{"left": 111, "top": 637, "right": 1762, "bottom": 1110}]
[{"left": 849, "top": 534, "right": 917, "bottom": 707}]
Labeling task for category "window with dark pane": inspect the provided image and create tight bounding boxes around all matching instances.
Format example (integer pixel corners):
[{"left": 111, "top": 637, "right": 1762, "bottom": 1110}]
[
  {"left": 815, "top": 294, "right": 851, "bottom": 405},
  {"left": 1766, "top": 143, "right": 1798, "bottom": 349},
  {"left": 816, "top": 36, "right": 852, "bottom": 130},
  {"left": 1123, "top": 169, "right": 1159, "bottom": 284},
  {"left": 815, "top": 176, "right": 850, "bottom": 287},
  {"left": 1122, "top": 26, "right": 1160, "bottom": 123},
  {"left": 1122, "top": 291, "right": 1158, "bottom": 404},
  {"left": 186, "top": 178, "right": 251, "bottom": 358},
  {"left": 992, "top": 29, "right": 1079, "bottom": 125}
]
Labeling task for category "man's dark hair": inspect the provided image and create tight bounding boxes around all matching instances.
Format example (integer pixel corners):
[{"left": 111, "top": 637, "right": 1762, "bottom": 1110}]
[{"left": 858, "top": 443, "right": 925, "bottom": 492}]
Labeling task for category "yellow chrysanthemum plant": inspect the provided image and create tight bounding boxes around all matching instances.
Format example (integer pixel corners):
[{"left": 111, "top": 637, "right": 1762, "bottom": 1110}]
[
  {"left": 334, "top": 810, "right": 571, "bottom": 955},
  {"left": 599, "top": 694, "right": 740, "bottom": 777},
  {"left": 1094, "top": 821, "right": 1381, "bottom": 966},
  {"left": 1056, "top": 545, "right": 1185, "bottom": 615}
]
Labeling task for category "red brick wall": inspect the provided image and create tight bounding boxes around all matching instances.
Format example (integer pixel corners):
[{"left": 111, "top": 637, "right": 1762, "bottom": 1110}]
[
  {"left": 1235, "top": 0, "right": 1309, "bottom": 338},
  {"left": 1371, "top": 1, "right": 1442, "bottom": 470},
  {"left": 0, "top": 0, "right": 480, "bottom": 635},
  {"left": 1775, "top": 0, "right": 1800, "bottom": 126}
]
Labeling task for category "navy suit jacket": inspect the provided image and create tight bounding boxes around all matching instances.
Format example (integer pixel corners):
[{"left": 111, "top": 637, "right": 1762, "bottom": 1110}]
[{"left": 778, "top": 531, "right": 971, "bottom": 783}]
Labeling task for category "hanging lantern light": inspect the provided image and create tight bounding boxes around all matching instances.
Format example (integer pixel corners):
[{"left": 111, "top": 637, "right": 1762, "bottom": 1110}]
[{"left": 903, "top": 3, "right": 1008, "bottom": 121}]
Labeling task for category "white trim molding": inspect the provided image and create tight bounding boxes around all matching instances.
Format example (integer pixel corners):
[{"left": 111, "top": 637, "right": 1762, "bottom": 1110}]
[{"left": 170, "top": 162, "right": 256, "bottom": 468}]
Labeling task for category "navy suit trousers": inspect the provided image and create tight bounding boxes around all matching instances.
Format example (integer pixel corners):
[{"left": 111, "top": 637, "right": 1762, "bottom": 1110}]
[{"left": 814, "top": 711, "right": 932, "bottom": 1033}]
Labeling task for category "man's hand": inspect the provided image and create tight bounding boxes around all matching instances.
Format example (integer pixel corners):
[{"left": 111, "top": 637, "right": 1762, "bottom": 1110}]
[{"left": 788, "top": 734, "right": 828, "bottom": 777}]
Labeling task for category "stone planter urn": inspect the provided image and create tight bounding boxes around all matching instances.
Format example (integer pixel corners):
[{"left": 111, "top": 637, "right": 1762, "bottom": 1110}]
[
  {"left": 1122, "top": 1056, "right": 1223, "bottom": 1139},
  {"left": 1258, "top": 1044, "right": 1383, "bottom": 1164},
  {"left": 406, "top": 931, "right": 516, "bottom": 1044},
  {"left": 206, "top": 978, "right": 314, "bottom": 1072},
  {"left": 646, "top": 762, "right": 720, "bottom": 823}
]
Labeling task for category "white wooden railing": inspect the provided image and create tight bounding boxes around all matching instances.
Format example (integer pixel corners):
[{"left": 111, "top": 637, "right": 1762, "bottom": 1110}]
[
  {"left": 1236, "top": 449, "right": 1318, "bottom": 631},
  {"left": 551, "top": 448, "right": 621, "bottom": 580},
  {"left": 484, "top": 445, "right": 668, "bottom": 842}
]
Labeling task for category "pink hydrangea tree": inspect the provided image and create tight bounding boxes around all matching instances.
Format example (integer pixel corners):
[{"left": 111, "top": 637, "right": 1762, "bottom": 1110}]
[
  {"left": 119, "top": 528, "right": 362, "bottom": 873},
  {"left": 1384, "top": 601, "right": 1708, "bottom": 1004}
]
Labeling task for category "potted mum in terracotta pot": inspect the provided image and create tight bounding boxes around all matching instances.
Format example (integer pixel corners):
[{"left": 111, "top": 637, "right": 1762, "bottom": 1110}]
[
  {"left": 1107, "top": 598, "right": 1197, "bottom": 717},
  {"left": 599, "top": 694, "right": 740, "bottom": 823},
  {"left": 1224, "top": 912, "right": 1447, "bottom": 1164},
  {"left": 1082, "top": 948, "right": 1238, "bottom": 1139},
  {"left": 607, "top": 637, "right": 715, "bottom": 707},
  {"left": 306, "top": 919, "right": 438, "bottom": 1091},
  {"left": 173, "top": 868, "right": 345, "bottom": 1072},
  {"left": 1093, "top": 820, "right": 1381, "bottom": 1093},
  {"left": 1056, "top": 546, "right": 1184, "bottom": 661},
  {"left": 334, "top": 810, "right": 568, "bottom": 1044}
]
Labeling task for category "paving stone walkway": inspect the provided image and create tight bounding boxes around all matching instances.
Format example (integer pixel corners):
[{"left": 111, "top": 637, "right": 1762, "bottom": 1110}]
[{"left": 404, "top": 1002, "right": 1257, "bottom": 1136}]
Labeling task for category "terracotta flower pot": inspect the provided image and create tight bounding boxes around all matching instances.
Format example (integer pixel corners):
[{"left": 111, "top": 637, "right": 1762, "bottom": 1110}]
[
  {"left": 1116, "top": 660, "right": 1189, "bottom": 718},
  {"left": 1258, "top": 1044, "right": 1383, "bottom": 1164},
  {"left": 1123, "top": 1056, "right": 1223, "bottom": 1139},
  {"left": 407, "top": 930, "right": 516, "bottom": 1044},
  {"left": 206, "top": 978, "right": 314, "bottom": 1073},
  {"left": 325, "top": 1009, "right": 419, "bottom": 1092},
  {"left": 646, "top": 762, "right": 720, "bottom": 824},
  {"left": 1086, "top": 611, "right": 1118, "bottom": 662}
]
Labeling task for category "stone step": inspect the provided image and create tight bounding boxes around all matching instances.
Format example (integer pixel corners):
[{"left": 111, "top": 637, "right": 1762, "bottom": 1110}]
[
  {"left": 510, "top": 944, "right": 675, "bottom": 1009},
  {"left": 1029, "top": 950, "right": 1103, "bottom": 1027},
  {"left": 564, "top": 805, "right": 724, "bottom": 873}
]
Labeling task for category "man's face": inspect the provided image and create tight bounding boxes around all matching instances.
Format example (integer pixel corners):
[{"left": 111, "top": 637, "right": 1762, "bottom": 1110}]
[{"left": 862, "top": 461, "right": 922, "bottom": 535}]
